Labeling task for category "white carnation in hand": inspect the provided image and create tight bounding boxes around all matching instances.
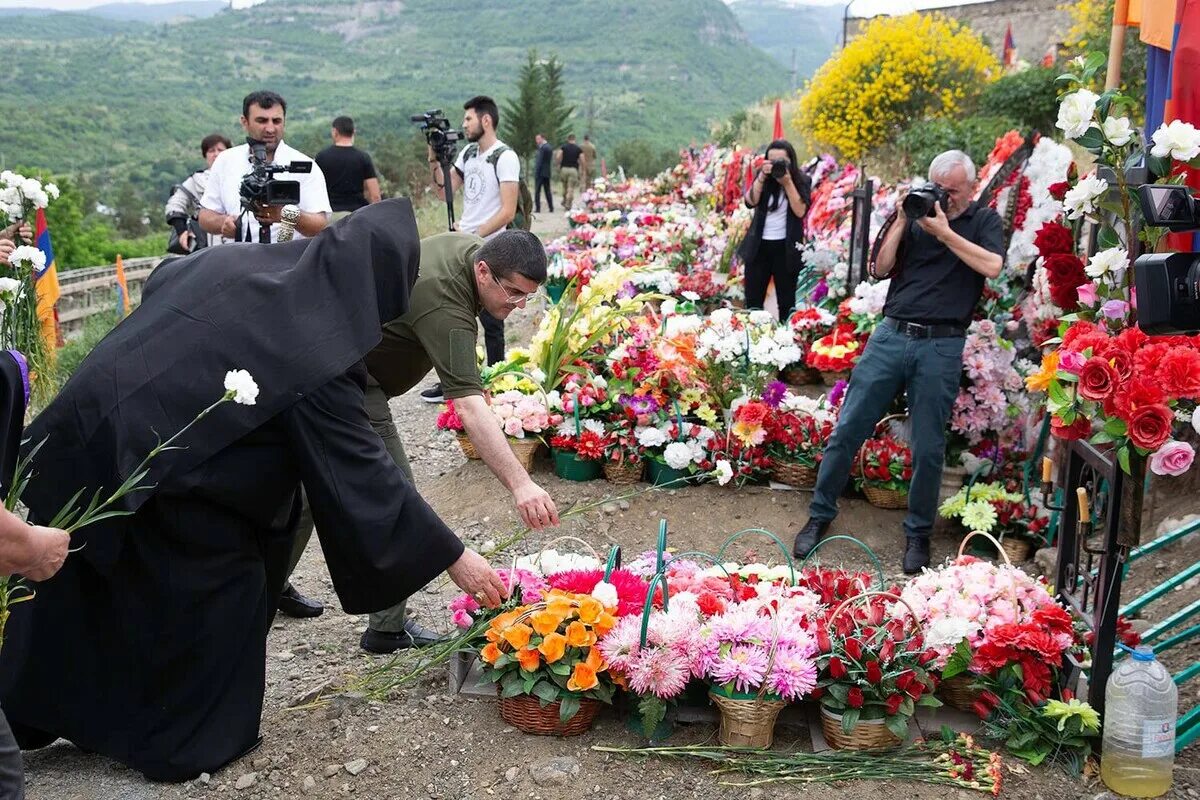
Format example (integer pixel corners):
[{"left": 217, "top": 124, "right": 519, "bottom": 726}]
[
  {"left": 223, "top": 369, "right": 259, "bottom": 405},
  {"left": 7, "top": 245, "right": 45, "bottom": 273},
  {"left": 1150, "top": 120, "right": 1200, "bottom": 162},
  {"left": 1055, "top": 89, "right": 1100, "bottom": 139},
  {"left": 663, "top": 441, "right": 693, "bottom": 470}
]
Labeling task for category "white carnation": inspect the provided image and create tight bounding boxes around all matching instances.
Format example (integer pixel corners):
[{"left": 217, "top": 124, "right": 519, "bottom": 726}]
[
  {"left": 1055, "top": 89, "right": 1100, "bottom": 140},
  {"left": 925, "top": 616, "right": 976, "bottom": 650},
  {"left": 663, "top": 441, "right": 693, "bottom": 470},
  {"left": 590, "top": 581, "right": 619, "bottom": 609},
  {"left": 223, "top": 369, "right": 259, "bottom": 405},
  {"left": 635, "top": 426, "right": 668, "bottom": 448},
  {"left": 1150, "top": 119, "right": 1200, "bottom": 162},
  {"left": 714, "top": 459, "right": 734, "bottom": 486},
  {"left": 7, "top": 246, "right": 45, "bottom": 273}
]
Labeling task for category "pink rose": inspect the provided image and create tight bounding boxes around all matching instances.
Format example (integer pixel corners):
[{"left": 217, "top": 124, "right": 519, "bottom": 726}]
[
  {"left": 1076, "top": 282, "right": 1099, "bottom": 305},
  {"left": 1150, "top": 440, "right": 1195, "bottom": 477},
  {"left": 503, "top": 416, "right": 524, "bottom": 437},
  {"left": 1059, "top": 350, "right": 1087, "bottom": 374}
]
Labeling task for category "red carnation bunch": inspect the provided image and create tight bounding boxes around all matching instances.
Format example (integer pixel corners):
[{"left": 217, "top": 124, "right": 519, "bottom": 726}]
[
  {"left": 970, "top": 604, "right": 1075, "bottom": 707},
  {"left": 550, "top": 429, "right": 607, "bottom": 462}
]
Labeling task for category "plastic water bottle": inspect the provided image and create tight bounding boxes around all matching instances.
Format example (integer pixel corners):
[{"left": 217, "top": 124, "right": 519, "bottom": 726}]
[{"left": 1100, "top": 646, "right": 1176, "bottom": 797}]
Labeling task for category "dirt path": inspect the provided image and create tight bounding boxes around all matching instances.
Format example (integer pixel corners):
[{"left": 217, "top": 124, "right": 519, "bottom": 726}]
[{"left": 19, "top": 210, "right": 1199, "bottom": 799}]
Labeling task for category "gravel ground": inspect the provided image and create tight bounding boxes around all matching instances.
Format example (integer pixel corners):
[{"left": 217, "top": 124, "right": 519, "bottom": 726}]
[{"left": 18, "top": 213, "right": 1200, "bottom": 799}]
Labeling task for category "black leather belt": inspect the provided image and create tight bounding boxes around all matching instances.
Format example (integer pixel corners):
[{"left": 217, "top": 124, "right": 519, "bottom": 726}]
[{"left": 885, "top": 317, "right": 965, "bottom": 339}]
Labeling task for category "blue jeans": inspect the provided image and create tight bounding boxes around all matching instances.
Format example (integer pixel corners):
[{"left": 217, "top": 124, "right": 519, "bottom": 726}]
[{"left": 808, "top": 321, "right": 964, "bottom": 540}]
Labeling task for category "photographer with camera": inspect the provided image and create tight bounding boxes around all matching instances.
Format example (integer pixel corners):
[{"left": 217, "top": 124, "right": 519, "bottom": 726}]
[
  {"left": 737, "top": 139, "right": 811, "bottom": 320},
  {"left": 164, "top": 133, "right": 232, "bottom": 255},
  {"left": 198, "top": 91, "right": 331, "bottom": 245},
  {"left": 419, "top": 96, "right": 518, "bottom": 404},
  {"left": 792, "top": 150, "right": 1004, "bottom": 574}
]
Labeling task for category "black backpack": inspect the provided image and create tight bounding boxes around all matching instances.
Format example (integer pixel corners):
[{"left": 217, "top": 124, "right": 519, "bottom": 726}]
[{"left": 462, "top": 143, "right": 534, "bottom": 231}]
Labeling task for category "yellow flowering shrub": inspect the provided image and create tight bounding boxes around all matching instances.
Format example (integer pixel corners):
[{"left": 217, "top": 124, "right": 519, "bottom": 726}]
[{"left": 795, "top": 13, "right": 999, "bottom": 159}]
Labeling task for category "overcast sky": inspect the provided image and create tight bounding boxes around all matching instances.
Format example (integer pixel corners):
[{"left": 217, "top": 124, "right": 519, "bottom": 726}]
[{"left": 2, "top": 0, "right": 992, "bottom": 14}]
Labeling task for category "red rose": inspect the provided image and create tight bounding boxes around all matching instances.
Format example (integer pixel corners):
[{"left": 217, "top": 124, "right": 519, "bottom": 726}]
[
  {"left": 1128, "top": 403, "right": 1175, "bottom": 451},
  {"left": 1051, "top": 415, "right": 1092, "bottom": 441},
  {"left": 895, "top": 670, "right": 913, "bottom": 692},
  {"left": 1048, "top": 181, "right": 1070, "bottom": 200},
  {"left": 865, "top": 660, "right": 883, "bottom": 684},
  {"left": 816, "top": 628, "right": 831, "bottom": 653},
  {"left": 906, "top": 681, "right": 925, "bottom": 701},
  {"left": 1078, "top": 356, "right": 1119, "bottom": 401},
  {"left": 885, "top": 693, "right": 904, "bottom": 716},
  {"left": 828, "top": 656, "right": 847, "bottom": 679},
  {"left": 1033, "top": 222, "right": 1074, "bottom": 256},
  {"left": 1043, "top": 253, "right": 1087, "bottom": 308},
  {"left": 1158, "top": 347, "right": 1200, "bottom": 398},
  {"left": 810, "top": 686, "right": 824, "bottom": 700},
  {"left": 1106, "top": 348, "right": 1134, "bottom": 382},
  {"left": 844, "top": 637, "right": 862, "bottom": 661},
  {"left": 847, "top": 687, "right": 864, "bottom": 709}
]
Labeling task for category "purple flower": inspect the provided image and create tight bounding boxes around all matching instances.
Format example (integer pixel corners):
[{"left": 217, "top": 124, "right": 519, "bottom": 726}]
[
  {"left": 618, "top": 280, "right": 638, "bottom": 299},
  {"left": 621, "top": 394, "right": 659, "bottom": 415},
  {"left": 617, "top": 245, "right": 637, "bottom": 260},
  {"left": 1100, "top": 299, "right": 1130, "bottom": 320},
  {"left": 828, "top": 379, "right": 848, "bottom": 408},
  {"left": 762, "top": 380, "right": 787, "bottom": 409},
  {"left": 810, "top": 279, "right": 829, "bottom": 303},
  {"left": 710, "top": 644, "right": 769, "bottom": 693}
]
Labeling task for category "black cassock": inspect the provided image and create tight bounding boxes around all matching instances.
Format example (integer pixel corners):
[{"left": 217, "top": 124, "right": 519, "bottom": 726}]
[{"left": 0, "top": 200, "right": 464, "bottom": 782}]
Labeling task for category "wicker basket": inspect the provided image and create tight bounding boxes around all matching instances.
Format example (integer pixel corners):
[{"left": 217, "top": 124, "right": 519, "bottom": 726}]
[
  {"left": 820, "top": 708, "right": 902, "bottom": 750},
  {"left": 939, "top": 673, "right": 981, "bottom": 712},
  {"left": 862, "top": 484, "right": 909, "bottom": 510},
  {"left": 999, "top": 536, "right": 1033, "bottom": 563},
  {"left": 508, "top": 438, "right": 541, "bottom": 472},
  {"left": 456, "top": 433, "right": 480, "bottom": 460},
  {"left": 820, "top": 369, "right": 851, "bottom": 387},
  {"left": 604, "top": 459, "right": 643, "bottom": 485},
  {"left": 498, "top": 693, "right": 602, "bottom": 737},
  {"left": 781, "top": 365, "right": 821, "bottom": 386},
  {"left": 771, "top": 462, "right": 818, "bottom": 489},
  {"left": 710, "top": 691, "right": 787, "bottom": 748}
]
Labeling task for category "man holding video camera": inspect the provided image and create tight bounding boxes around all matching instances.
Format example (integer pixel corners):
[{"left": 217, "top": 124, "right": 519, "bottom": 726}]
[
  {"left": 199, "top": 90, "right": 331, "bottom": 245},
  {"left": 792, "top": 150, "right": 1004, "bottom": 574}
]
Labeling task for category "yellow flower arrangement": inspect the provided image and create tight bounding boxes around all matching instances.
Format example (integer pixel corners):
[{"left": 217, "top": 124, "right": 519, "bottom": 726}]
[{"left": 795, "top": 12, "right": 999, "bottom": 158}]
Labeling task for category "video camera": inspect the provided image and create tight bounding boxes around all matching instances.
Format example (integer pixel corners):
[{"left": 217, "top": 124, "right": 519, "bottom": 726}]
[
  {"left": 411, "top": 109, "right": 463, "bottom": 165},
  {"left": 902, "top": 182, "right": 950, "bottom": 218},
  {"left": 1134, "top": 185, "right": 1200, "bottom": 334},
  {"left": 238, "top": 137, "right": 311, "bottom": 211}
]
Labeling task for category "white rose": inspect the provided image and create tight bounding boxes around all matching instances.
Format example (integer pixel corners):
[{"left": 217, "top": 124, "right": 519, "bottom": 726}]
[
  {"left": 714, "top": 459, "right": 734, "bottom": 486},
  {"left": 1150, "top": 119, "right": 1200, "bottom": 162},
  {"left": 1193, "top": 406, "right": 1200, "bottom": 437},
  {"left": 663, "top": 441, "right": 693, "bottom": 470},
  {"left": 1101, "top": 116, "right": 1135, "bottom": 147},
  {"left": 590, "top": 581, "right": 619, "bottom": 609},
  {"left": 1085, "top": 247, "right": 1128, "bottom": 279},
  {"left": 1062, "top": 174, "right": 1109, "bottom": 221},
  {"left": 223, "top": 369, "right": 259, "bottom": 405},
  {"left": 1055, "top": 89, "right": 1100, "bottom": 140}
]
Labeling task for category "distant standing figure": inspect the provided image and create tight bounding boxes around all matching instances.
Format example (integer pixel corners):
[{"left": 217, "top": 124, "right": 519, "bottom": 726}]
[
  {"left": 556, "top": 134, "right": 583, "bottom": 209},
  {"left": 580, "top": 134, "right": 597, "bottom": 188},
  {"left": 533, "top": 134, "right": 554, "bottom": 213},
  {"left": 315, "top": 115, "right": 382, "bottom": 221}
]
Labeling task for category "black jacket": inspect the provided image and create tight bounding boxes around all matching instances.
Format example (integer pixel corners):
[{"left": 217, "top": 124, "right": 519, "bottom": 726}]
[{"left": 736, "top": 177, "right": 811, "bottom": 274}]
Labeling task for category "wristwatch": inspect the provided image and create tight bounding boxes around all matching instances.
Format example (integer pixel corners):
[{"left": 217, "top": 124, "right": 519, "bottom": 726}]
[{"left": 277, "top": 204, "right": 301, "bottom": 242}]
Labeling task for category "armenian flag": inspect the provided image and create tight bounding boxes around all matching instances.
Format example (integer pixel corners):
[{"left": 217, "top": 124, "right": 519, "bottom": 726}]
[
  {"left": 33, "top": 208, "right": 61, "bottom": 350},
  {"left": 1002, "top": 24, "right": 1017, "bottom": 67}
]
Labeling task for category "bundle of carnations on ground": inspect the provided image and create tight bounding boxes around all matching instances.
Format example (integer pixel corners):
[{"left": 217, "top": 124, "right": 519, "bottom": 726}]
[
  {"left": 1028, "top": 320, "right": 1200, "bottom": 476},
  {"left": 813, "top": 592, "right": 941, "bottom": 742},
  {"left": 479, "top": 590, "right": 619, "bottom": 724},
  {"left": 635, "top": 418, "right": 717, "bottom": 478}
]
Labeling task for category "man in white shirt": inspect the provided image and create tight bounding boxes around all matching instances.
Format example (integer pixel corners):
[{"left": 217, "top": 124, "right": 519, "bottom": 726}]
[
  {"left": 199, "top": 90, "right": 332, "bottom": 245},
  {"left": 421, "top": 95, "right": 518, "bottom": 404}
]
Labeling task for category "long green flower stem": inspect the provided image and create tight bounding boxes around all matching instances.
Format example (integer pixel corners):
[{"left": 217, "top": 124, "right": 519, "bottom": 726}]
[
  {"left": 313, "top": 473, "right": 700, "bottom": 705},
  {"left": 593, "top": 741, "right": 1002, "bottom": 792},
  {"left": 0, "top": 391, "right": 239, "bottom": 652}
]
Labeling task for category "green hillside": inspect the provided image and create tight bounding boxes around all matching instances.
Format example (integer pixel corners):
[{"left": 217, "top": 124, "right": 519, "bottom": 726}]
[
  {"left": 4, "top": 0, "right": 789, "bottom": 204},
  {"left": 727, "top": 0, "right": 842, "bottom": 84}
]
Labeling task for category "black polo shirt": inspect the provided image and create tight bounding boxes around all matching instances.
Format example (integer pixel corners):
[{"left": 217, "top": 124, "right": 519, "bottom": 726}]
[{"left": 882, "top": 200, "right": 1004, "bottom": 326}]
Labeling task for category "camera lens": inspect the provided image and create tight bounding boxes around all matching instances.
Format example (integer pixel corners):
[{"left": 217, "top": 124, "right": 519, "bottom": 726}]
[
  {"left": 902, "top": 191, "right": 933, "bottom": 218},
  {"left": 770, "top": 160, "right": 787, "bottom": 180}
]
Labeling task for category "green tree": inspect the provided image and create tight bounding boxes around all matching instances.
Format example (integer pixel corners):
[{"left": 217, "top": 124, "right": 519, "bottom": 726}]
[
  {"left": 611, "top": 139, "right": 676, "bottom": 178},
  {"left": 540, "top": 55, "right": 575, "bottom": 145},
  {"left": 500, "top": 49, "right": 576, "bottom": 161},
  {"left": 113, "top": 180, "right": 148, "bottom": 238}
]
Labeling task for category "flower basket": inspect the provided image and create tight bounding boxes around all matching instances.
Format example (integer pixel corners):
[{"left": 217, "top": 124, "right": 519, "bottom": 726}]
[
  {"left": 770, "top": 461, "right": 817, "bottom": 489},
  {"left": 998, "top": 536, "right": 1033, "bottom": 563},
  {"left": 862, "top": 484, "right": 908, "bottom": 509},
  {"left": 709, "top": 689, "right": 787, "bottom": 749},
  {"left": 938, "top": 673, "right": 981, "bottom": 713},
  {"left": 646, "top": 459, "right": 693, "bottom": 487},
  {"left": 781, "top": 364, "right": 820, "bottom": 386},
  {"left": 857, "top": 415, "right": 911, "bottom": 510},
  {"left": 819, "top": 707, "right": 902, "bottom": 750},
  {"left": 457, "top": 432, "right": 480, "bottom": 460},
  {"left": 498, "top": 692, "right": 602, "bottom": 736},
  {"left": 820, "top": 369, "right": 850, "bottom": 387},
  {"left": 551, "top": 448, "right": 603, "bottom": 482},
  {"left": 603, "top": 459, "right": 643, "bottom": 485},
  {"left": 509, "top": 438, "right": 541, "bottom": 472}
]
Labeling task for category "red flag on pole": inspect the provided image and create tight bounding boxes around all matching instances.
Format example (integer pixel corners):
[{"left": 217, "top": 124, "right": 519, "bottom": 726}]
[
  {"left": 1003, "top": 23, "right": 1017, "bottom": 66},
  {"left": 772, "top": 100, "right": 784, "bottom": 140}
]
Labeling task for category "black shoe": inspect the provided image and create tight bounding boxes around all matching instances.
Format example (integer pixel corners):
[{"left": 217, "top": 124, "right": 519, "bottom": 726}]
[
  {"left": 360, "top": 620, "right": 446, "bottom": 654},
  {"left": 903, "top": 537, "right": 931, "bottom": 574},
  {"left": 420, "top": 383, "right": 444, "bottom": 404},
  {"left": 792, "top": 518, "right": 831, "bottom": 559},
  {"left": 278, "top": 583, "right": 324, "bottom": 618}
]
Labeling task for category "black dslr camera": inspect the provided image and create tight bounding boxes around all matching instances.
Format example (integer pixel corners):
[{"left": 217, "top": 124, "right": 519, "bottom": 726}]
[
  {"left": 769, "top": 159, "right": 789, "bottom": 180},
  {"left": 1133, "top": 184, "right": 1200, "bottom": 334},
  {"left": 902, "top": 182, "right": 950, "bottom": 218},
  {"left": 411, "top": 109, "right": 463, "bottom": 165},
  {"left": 238, "top": 138, "right": 311, "bottom": 211}
]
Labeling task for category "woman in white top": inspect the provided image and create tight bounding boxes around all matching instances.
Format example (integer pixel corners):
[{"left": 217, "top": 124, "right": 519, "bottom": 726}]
[{"left": 736, "top": 139, "right": 811, "bottom": 319}]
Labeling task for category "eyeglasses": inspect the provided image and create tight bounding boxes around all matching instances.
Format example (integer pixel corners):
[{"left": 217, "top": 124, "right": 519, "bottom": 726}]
[{"left": 489, "top": 268, "right": 538, "bottom": 305}]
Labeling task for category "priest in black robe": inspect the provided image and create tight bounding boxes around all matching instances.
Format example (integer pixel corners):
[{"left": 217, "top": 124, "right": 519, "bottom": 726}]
[{"left": 0, "top": 199, "right": 506, "bottom": 783}]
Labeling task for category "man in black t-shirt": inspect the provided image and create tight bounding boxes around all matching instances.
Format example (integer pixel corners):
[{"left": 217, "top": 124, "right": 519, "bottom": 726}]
[
  {"left": 793, "top": 150, "right": 1005, "bottom": 575},
  {"left": 556, "top": 134, "right": 583, "bottom": 209},
  {"left": 315, "top": 116, "right": 382, "bottom": 218}
]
